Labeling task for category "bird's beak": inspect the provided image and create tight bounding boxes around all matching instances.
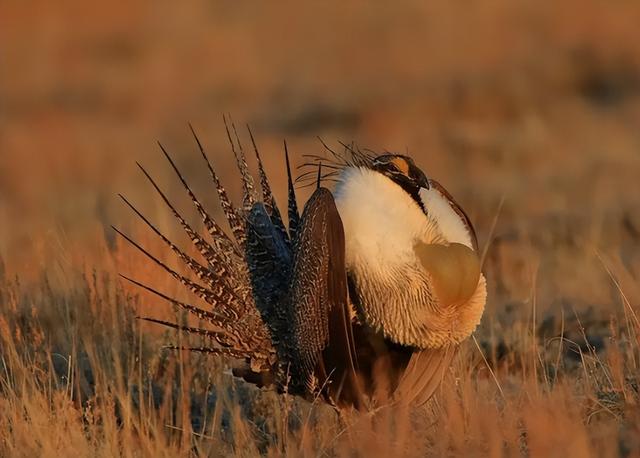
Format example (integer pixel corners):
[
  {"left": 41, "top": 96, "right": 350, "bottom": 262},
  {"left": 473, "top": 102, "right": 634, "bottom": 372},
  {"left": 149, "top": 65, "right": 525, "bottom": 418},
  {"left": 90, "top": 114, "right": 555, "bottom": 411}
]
[{"left": 418, "top": 175, "right": 430, "bottom": 190}]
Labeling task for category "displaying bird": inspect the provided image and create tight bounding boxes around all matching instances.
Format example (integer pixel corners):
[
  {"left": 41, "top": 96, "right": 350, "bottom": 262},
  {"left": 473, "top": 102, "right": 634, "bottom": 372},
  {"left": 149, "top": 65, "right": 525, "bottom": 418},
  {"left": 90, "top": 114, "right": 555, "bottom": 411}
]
[{"left": 115, "top": 123, "right": 487, "bottom": 410}]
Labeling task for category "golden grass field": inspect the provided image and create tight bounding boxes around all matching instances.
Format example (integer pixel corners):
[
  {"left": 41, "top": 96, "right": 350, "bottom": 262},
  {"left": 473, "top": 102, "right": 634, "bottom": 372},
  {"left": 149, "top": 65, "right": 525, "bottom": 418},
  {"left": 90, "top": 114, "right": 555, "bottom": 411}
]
[{"left": 1, "top": 1, "right": 640, "bottom": 456}]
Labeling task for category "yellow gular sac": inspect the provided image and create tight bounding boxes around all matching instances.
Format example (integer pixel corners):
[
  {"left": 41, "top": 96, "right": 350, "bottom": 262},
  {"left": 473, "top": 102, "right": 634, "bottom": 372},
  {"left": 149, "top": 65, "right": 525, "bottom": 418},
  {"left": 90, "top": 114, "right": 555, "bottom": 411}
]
[{"left": 414, "top": 242, "right": 481, "bottom": 308}]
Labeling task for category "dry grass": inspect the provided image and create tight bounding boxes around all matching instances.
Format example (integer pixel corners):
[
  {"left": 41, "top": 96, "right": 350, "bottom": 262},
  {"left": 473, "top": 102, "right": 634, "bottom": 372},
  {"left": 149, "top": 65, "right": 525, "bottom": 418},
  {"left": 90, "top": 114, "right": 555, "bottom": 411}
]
[{"left": 2, "top": 0, "right": 640, "bottom": 456}]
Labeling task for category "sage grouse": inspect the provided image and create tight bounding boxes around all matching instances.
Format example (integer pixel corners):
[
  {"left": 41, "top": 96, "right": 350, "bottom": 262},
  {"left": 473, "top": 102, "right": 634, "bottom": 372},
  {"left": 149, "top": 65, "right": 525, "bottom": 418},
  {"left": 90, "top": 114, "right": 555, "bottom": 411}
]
[{"left": 116, "top": 124, "right": 487, "bottom": 410}]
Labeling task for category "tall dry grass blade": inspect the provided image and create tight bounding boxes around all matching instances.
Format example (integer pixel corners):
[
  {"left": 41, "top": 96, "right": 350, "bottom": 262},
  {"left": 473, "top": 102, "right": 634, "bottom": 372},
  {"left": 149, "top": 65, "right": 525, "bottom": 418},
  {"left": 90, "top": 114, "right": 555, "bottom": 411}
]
[
  {"left": 480, "top": 194, "right": 505, "bottom": 270},
  {"left": 472, "top": 334, "right": 505, "bottom": 399}
]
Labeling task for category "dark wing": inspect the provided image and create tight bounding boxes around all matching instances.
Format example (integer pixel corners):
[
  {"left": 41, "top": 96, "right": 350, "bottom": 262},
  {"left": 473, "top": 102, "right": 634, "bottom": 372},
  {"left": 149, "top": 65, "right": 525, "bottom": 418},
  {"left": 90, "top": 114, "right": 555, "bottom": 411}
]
[
  {"left": 288, "top": 187, "right": 363, "bottom": 407},
  {"left": 244, "top": 203, "right": 291, "bottom": 335},
  {"left": 242, "top": 136, "right": 298, "bottom": 339}
]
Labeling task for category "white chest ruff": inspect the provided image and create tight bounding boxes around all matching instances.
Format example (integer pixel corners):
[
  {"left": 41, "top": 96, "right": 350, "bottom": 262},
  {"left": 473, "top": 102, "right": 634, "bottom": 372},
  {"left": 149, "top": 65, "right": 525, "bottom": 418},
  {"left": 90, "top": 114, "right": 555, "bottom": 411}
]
[
  {"left": 333, "top": 168, "right": 443, "bottom": 273},
  {"left": 333, "top": 167, "right": 485, "bottom": 348}
]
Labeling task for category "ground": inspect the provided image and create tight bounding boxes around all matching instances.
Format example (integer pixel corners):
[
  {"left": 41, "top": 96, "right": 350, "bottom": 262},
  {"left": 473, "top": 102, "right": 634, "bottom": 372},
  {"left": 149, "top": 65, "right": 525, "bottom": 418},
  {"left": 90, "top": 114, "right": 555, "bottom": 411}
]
[{"left": 1, "top": 1, "right": 640, "bottom": 456}]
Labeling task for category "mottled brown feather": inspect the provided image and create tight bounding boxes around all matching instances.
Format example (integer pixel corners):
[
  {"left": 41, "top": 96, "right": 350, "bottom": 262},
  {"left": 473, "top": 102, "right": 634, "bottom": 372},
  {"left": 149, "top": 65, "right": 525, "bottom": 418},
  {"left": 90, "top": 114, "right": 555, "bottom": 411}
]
[{"left": 288, "top": 187, "right": 362, "bottom": 406}]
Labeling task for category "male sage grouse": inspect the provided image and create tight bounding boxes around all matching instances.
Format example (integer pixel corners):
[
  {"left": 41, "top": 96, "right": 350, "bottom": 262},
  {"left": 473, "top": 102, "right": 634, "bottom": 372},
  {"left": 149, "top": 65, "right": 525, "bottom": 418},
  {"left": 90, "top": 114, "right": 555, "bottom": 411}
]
[{"left": 116, "top": 123, "right": 487, "bottom": 410}]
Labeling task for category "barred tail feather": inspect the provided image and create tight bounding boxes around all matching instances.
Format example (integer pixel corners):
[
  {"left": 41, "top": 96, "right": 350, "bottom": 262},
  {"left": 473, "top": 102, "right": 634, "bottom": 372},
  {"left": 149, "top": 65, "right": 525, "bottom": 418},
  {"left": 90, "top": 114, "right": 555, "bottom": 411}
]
[
  {"left": 116, "top": 194, "right": 237, "bottom": 297},
  {"left": 135, "top": 162, "right": 236, "bottom": 273},
  {"left": 121, "top": 274, "right": 271, "bottom": 362},
  {"left": 163, "top": 345, "right": 250, "bottom": 360},
  {"left": 138, "top": 317, "right": 237, "bottom": 349},
  {"left": 118, "top": 128, "right": 286, "bottom": 377},
  {"left": 113, "top": 227, "right": 241, "bottom": 323},
  {"left": 120, "top": 274, "right": 236, "bottom": 337},
  {"left": 189, "top": 124, "right": 247, "bottom": 247},
  {"left": 157, "top": 142, "right": 241, "bottom": 259},
  {"left": 284, "top": 140, "right": 300, "bottom": 241},
  {"left": 247, "top": 125, "right": 289, "bottom": 244},
  {"left": 224, "top": 115, "right": 257, "bottom": 212}
]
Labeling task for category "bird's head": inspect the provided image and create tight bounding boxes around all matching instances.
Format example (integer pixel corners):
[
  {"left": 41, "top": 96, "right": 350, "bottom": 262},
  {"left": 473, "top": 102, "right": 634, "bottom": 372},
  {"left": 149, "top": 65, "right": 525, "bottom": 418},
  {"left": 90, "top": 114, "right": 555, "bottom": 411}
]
[{"left": 371, "top": 154, "right": 429, "bottom": 197}]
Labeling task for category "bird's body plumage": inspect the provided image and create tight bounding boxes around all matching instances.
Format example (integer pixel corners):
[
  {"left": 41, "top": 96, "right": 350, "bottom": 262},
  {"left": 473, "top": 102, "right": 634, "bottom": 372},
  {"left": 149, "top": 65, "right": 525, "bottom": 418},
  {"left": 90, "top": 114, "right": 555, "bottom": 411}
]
[
  {"left": 334, "top": 165, "right": 486, "bottom": 349},
  {"left": 335, "top": 166, "right": 446, "bottom": 348},
  {"left": 117, "top": 127, "right": 486, "bottom": 410}
]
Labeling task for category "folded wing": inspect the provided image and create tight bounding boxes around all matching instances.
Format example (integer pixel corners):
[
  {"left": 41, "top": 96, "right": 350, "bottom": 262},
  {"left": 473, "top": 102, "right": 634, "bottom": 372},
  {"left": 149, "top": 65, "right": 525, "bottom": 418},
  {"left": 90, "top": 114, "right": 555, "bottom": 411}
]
[{"left": 288, "top": 187, "right": 362, "bottom": 407}]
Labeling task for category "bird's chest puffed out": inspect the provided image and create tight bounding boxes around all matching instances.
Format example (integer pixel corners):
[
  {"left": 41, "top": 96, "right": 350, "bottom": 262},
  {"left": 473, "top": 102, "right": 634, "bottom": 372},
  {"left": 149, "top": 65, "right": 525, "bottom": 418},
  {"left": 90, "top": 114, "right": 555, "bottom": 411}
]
[
  {"left": 333, "top": 166, "right": 486, "bottom": 349},
  {"left": 334, "top": 168, "right": 444, "bottom": 345}
]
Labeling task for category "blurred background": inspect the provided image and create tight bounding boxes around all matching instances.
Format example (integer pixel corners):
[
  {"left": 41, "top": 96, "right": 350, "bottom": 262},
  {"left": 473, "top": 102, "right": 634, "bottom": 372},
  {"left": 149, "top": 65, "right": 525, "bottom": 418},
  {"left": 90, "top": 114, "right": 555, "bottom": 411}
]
[{"left": 1, "top": 0, "right": 640, "bottom": 325}]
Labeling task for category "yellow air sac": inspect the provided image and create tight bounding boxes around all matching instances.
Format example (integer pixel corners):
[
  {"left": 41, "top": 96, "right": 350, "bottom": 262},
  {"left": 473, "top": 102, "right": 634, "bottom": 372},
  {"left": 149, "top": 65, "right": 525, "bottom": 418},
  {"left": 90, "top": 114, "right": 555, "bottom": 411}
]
[{"left": 414, "top": 242, "right": 481, "bottom": 307}]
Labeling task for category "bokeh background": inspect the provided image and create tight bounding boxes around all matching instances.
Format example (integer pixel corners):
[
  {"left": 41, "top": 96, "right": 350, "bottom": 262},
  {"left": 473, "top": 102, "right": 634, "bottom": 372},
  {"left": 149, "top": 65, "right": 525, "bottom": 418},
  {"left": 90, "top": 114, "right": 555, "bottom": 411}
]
[
  {"left": 1, "top": 1, "right": 640, "bottom": 454},
  {"left": 3, "top": 0, "right": 640, "bottom": 277}
]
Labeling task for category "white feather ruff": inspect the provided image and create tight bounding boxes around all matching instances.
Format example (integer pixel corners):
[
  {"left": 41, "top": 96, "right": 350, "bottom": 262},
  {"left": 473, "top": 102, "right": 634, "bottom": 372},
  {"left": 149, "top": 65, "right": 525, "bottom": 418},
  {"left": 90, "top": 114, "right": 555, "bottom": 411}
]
[
  {"left": 419, "top": 186, "right": 474, "bottom": 248},
  {"left": 333, "top": 167, "right": 444, "bottom": 275}
]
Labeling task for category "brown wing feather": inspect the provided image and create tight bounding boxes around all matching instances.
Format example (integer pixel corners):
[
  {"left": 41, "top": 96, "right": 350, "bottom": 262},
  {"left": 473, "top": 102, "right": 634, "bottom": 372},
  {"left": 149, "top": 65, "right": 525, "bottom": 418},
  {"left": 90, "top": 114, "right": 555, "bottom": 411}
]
[
  {"left": 319, "top": 191, "right": 363, "bottom": 408},
  {"left": 288, "top": 187, "right": 362, "bottom": 407},
  {"left": 394, "top": 345, "right": 454, "bottom": 407}
]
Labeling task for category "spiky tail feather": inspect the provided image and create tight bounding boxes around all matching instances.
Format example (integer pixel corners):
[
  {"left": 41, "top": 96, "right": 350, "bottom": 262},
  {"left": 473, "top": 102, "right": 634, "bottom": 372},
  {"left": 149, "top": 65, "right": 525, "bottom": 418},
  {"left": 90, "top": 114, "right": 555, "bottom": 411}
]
[{"left": 115, "top": 127, "right": 286, "bottom": 376}]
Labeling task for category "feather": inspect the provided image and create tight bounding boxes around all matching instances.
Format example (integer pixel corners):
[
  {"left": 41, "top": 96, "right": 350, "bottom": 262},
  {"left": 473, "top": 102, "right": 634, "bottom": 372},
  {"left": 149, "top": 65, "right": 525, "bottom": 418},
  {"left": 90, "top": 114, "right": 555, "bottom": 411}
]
[
  {"left": 189, "top": 124, "right": 247, "bottom": 247},
  {"left": 247, "top": 125, "right": 288, "bottom": 242},
  {"left": 288, "top": 187, "right": 362, "bottom": 406},
  {"left": 134, "top": 161, "right": 244, "bottom": 284},
  {"left": 224, "top": 115, "right": 257, "bottom": 211},
  {"left": 113, "top": 228, "right": 241, "bottom": 322},
  {"left": 164, "top": 345, "right": 249, "bottom": 359},
  {"left": 394, "top": 346, "right": 454, "bottom": 407},
  {"left": 427, "top": 179, "right": 479, "bottom": 251},
  {"left": 116, "top": 194, "right": 240, "bottom": 301},
  {"left": 137, "top": 316, "right": 235, "bottom": 348},
  {"left": 244, "top": 203, "right": 292, "bottom": 334},
  {"left": 120, "top": 274, "right": 233, "bottom": 334},
  {"left": 157, "top": 142, "right": 241, "bottom": 259},
  {"left": 122, "top": 273, "right": 271, "bottom": 359},
  {"left": 284, "top": 140, "right": 300, "bottom": 242}
]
